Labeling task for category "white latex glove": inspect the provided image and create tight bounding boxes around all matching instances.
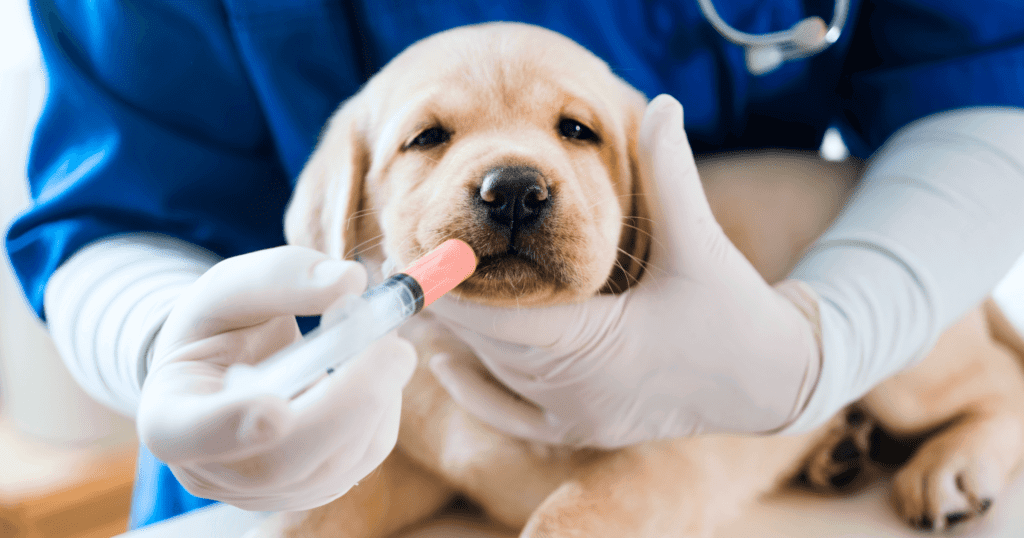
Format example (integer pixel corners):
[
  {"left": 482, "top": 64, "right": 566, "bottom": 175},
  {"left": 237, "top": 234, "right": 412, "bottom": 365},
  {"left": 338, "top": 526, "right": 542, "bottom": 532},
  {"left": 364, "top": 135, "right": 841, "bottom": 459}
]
[
  {"left": 136, "top": 246, "right": 416, "bottom": 511},
  {"left": 429, "top": 94, "right": 821, "bottom": 449}
]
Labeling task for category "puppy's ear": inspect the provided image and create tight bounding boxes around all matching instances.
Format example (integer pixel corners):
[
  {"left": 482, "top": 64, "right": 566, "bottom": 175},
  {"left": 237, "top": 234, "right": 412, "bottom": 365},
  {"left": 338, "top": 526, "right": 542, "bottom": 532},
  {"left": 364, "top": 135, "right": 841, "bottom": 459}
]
[
  {"left": 602, "top": 89, "right": 651, "bottom": 294},
  {"left": 285, "top": 97, "right": 369, "bottom": 260}
]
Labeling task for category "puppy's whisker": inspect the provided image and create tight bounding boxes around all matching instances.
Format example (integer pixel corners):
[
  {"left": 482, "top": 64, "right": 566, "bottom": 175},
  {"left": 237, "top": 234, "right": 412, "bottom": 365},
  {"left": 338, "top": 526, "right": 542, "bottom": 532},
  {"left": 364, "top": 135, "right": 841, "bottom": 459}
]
[
  {"left": 349, "top": 230, "right": 385, "bottom": 251},
  {"left": 346, "top": 231, "right": 387, "bottom": 259},
  {"left": 343, "top": 207, "right": 381, "bottom": 230},
  {"left": 612, "top": 255, "right": 640, "bottom": 282},
  {"left": 619, "top": 222, "right": 655, "bottom": 241},
  {"left": 582, "top": 192, "right": 650, "bottom": 214},
  {"left": 615, "top": 246, "right": 648, "bottom": 273},
  {"left": 605, "top": 260, "right": 631, "bottom": 293},
  {"left": 419, "top": 153, "right": 443, "bottom": 166},
  {"left": 376, "top": 234, "right": 417, "bottom": 268},
  {"left": 348, "top": 207, "right": 380, "bottom": 221},
  {"left": 611, "top": 192, "right": 650, "bottom": 201}
]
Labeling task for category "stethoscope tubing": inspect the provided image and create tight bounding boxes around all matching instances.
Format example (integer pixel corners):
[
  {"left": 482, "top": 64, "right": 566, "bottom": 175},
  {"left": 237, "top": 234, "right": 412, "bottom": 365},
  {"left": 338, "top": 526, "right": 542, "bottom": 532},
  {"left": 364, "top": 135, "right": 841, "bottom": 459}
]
[{"left": 697, "top": 0, "right": 849, "bottom": 56}]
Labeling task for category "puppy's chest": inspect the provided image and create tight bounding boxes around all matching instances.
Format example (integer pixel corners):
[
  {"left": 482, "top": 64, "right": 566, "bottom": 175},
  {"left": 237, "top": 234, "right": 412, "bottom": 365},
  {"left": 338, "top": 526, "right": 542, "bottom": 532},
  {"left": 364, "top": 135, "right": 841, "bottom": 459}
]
[
  {"left": 394, "top": 315, "right": 578, "bottom": 520},
  {"left": 394, "top": 314, "right": 573, "bottom": 465}
]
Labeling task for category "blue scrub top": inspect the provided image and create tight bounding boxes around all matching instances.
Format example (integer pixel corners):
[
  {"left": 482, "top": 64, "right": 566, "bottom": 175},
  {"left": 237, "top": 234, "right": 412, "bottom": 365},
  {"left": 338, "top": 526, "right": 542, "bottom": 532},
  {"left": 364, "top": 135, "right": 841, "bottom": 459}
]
[{"left": 8, "top": 0, "right": 1024, "bottom": 528}]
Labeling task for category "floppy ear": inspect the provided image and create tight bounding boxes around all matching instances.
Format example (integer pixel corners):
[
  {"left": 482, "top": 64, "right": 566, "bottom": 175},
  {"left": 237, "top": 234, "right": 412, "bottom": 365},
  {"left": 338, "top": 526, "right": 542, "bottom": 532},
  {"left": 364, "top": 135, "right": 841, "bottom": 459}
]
[
  {"left": 284, "top": 97, "right": 370, "bottom": 260},
  {"left": 601, "top": 89, "right": 652, "bottom": 294}
]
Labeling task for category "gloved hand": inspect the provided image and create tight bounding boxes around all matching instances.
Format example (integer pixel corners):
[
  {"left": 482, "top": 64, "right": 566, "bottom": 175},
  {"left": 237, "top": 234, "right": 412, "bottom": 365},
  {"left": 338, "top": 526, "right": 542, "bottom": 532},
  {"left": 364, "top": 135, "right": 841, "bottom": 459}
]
[
  {"left": 429, "top": 94, "right": 822, "bottom": 449},
  {"left": 136, "top": 246, "right": 416, "bottom": 511}
]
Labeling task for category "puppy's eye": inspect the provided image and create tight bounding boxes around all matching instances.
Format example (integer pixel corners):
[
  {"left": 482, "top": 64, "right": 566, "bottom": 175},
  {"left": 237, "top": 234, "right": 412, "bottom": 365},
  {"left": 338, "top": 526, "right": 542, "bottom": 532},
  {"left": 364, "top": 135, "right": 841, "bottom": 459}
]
[
  {"left": 408, "top": 126, "right": 451, "bottom": 148},
  {"left": 558, "top": 118, "right": 599, "bottom": 142}
]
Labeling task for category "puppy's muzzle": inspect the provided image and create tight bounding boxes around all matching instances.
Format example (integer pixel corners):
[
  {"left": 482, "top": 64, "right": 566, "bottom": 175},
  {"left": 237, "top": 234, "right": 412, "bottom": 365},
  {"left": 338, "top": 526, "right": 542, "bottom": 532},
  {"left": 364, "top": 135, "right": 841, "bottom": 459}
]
[{"left": 476, "top": 165, "right": 550, "bottom": 239}]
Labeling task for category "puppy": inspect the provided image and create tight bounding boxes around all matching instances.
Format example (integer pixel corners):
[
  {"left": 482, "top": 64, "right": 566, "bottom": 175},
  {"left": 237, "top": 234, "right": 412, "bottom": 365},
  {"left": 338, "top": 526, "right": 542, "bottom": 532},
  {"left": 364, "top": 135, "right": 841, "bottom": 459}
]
[{"left": 254, "top": 23, "right": 1024, "bottom": 537}]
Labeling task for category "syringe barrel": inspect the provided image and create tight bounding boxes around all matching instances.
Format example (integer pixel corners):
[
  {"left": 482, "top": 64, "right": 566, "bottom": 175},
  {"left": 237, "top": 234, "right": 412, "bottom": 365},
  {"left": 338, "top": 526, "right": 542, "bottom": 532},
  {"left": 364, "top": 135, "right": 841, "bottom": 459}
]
[
  {"left": 222, "top": 238, "right": 476, "bottom": 401},
  {"left": 362, "top": 273, "right": 423, "bottom": 325},
  {"left": 233, "top": 273, "right": 423, "bottom": 400}
]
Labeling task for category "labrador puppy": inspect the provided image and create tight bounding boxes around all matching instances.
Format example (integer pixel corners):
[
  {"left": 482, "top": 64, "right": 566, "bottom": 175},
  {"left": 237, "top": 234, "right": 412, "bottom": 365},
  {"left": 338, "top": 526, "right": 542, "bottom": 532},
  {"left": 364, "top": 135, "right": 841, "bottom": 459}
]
[{"left": 254, "top": 23, "right": 1024, "bottom": 537}]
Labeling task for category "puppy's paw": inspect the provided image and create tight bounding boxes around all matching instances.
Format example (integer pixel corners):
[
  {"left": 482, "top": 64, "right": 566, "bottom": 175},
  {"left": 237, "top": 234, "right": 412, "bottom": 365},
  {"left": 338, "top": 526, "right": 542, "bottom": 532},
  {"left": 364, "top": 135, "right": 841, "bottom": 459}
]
[
  {"left": 891, "top": 416, "right": 1016, "bottom": 532},
  {"left": 799, "top": 406, "right": 877, "bottom": 491}
]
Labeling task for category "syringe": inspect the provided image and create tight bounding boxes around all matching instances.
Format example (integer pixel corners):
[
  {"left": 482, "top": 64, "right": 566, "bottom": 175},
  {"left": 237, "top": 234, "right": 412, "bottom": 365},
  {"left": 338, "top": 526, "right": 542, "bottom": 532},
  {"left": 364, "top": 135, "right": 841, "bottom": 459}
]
[{"left": 222, "top": 239, "right": 477, "bottom": 401}]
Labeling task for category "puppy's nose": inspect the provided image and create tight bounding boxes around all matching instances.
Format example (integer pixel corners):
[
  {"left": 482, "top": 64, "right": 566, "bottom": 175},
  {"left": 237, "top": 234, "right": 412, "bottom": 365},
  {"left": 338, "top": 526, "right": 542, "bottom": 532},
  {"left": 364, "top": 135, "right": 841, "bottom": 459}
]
[{"left": 477, "top": 166, "right": 549, "bottom": 230}]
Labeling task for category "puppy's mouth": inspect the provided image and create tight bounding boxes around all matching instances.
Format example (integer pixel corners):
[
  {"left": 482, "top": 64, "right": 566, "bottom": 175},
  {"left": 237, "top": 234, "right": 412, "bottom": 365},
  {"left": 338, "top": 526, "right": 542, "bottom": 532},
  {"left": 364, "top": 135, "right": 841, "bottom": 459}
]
[
  {"left": 474, "top": 251, "right": 545, "bottom": 279},
  {"left": 448, "top": 238, "right": 568, "bottom": 302}
]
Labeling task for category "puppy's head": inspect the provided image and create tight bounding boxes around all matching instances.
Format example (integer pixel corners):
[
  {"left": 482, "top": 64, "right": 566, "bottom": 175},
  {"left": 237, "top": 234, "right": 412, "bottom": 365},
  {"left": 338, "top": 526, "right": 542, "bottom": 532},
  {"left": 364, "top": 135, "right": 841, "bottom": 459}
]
[{"left": 286, "top": 23, "right": 650, "bottom": 307}]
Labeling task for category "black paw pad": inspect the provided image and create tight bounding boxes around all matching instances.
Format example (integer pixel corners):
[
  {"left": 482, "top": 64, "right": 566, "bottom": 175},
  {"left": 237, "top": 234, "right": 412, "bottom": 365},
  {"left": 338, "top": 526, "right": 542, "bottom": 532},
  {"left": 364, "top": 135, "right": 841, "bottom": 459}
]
[
  {"left": 945, "top": 511, "right": 970, "bottom": 527},
  {"left": 868, "top": 426, "right": 919, "bottom": 468},
  {"left": 829, "top": 466, "right": 861, "bottom": 489},
  {"left": 919, "top": 515, "right": 934, "bottom": 531},
  {"left": 845, "top": 408, "right": 865, "bottom": 426},
  {"left": 831, "top": 438, "right": 860, "bottom": 463},
  {"left": 980, "top": 498, "right": 993, "bottom": 513}
]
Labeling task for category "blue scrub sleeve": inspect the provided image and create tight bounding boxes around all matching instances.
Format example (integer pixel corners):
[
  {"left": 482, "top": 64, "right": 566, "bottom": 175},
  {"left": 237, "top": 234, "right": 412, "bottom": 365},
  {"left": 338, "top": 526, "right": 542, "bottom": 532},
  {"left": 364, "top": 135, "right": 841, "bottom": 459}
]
[
  {"left": 9, "top": 0, "right": 305, "bottom": 527},
  {"left": 837, "top": 0, "right": 1024, "bottom": 158},
  {"left": 130, "top": 444, "right": 218, "bottom": 530},
  {"left": 7, "top": 0, "right": 293, "bottom": 319}
]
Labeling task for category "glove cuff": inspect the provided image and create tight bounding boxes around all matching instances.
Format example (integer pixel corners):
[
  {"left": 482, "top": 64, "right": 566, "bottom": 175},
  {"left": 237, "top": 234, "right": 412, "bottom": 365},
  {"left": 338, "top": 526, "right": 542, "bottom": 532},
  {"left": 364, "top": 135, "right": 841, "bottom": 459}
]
[
  {"left": 45, "top": 233, "right": 220, "bottom": 416},
  {"left": 770, "top": 279, "right": 823, "bottom": 432}
]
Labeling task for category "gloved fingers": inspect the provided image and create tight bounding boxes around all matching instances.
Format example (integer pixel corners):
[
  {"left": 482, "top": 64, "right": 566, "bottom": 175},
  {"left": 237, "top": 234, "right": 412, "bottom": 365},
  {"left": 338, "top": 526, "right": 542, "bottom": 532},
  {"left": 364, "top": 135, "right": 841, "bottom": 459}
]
[
  {"left": 153, "top": 316, "right": 302, "bottom": 372},
  {"left": 430, "top": 294, "right": 613, "bottom": 350},
  {"left": 196, "top": 396, "right": 405, "bottom": 512},
  {"left": 167, "top": 335, "right": 411, "bottom": 499},
  {"left": 231, "top": 316, "right": 304, "bottom": 367},
  {"left": 238, "top": 332, "right": 413, "bottom": 484},
  {"left": 138, "top": 360, "right": 293, "bottom": 464},
  {"left": 637, "top": 94, "right": 725, "bottom": 278},
  {"left": 344, "top": 396, "right": 404, "bottom": 483},
  {"left": 231, "top": 390, "right": 394, "bottom": 494},
  {"left": 169, "top": 457, "right": 339, "bottom": 512},
  {"left": 165, "top": 246, "right": 367, "bottom": 343},
  {"left": 294, "top": 397, "right": 405, "bottom": 511},
  {"left": 146, "top": 322, "right": 411, "bottom": 468},
  {"left": 429, "top": 296, "right": 572, "bottom": 347},
  {"left": 267, "top": 383, "right": 395, "bottom": 487},
  {"left": 436, "top": 315, "right": 606, "bottom": 384},
  {"left": 429, "top": 352, "right": 566, "bottom": 444},
  {"left": 290, "top": 331, "right": 416, "bottom": 419}
]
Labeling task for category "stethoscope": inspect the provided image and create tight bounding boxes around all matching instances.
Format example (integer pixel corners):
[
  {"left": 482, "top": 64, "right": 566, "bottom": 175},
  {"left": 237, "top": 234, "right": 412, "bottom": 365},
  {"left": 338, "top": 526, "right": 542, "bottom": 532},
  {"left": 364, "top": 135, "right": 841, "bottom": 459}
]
[{"left": 697, "top": 0, "right": 850, "bottom": 75}]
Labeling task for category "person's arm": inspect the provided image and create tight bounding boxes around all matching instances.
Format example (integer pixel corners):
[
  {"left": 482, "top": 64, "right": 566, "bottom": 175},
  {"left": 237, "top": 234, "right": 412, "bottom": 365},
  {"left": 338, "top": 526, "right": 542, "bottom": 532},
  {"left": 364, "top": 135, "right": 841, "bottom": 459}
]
[
  {"left": 44, "top": 233, "right": 219, "bottom": 417},
  {"left": 8, "top": 0, "right": 282, "bottom": 410},
  {"left": 16, "top": 1, "right": 418, "bottom": 511},
  {"left": 7, "top": 0, "right": 289, "bottom": 318},
  {"left": 783, "top": 106, "right": 1024, "bottom": 432},
  {"left": 782, "top": 0, "right": 1024, "bottom": 429}
]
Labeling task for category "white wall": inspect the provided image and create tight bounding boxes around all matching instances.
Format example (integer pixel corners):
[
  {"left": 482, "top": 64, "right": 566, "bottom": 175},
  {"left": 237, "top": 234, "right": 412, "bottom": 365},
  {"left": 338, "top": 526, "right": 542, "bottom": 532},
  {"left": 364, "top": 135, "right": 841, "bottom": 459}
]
[{"left": 0, "top": 0, "right": 37, "bottom": 72}]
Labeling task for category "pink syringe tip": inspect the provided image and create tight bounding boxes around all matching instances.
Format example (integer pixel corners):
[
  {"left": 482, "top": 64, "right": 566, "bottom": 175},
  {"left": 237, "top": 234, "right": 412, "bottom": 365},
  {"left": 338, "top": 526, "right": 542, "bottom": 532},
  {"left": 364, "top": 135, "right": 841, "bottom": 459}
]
[{"left": 403, "top": 239, "right": 477, "bottom": 307}]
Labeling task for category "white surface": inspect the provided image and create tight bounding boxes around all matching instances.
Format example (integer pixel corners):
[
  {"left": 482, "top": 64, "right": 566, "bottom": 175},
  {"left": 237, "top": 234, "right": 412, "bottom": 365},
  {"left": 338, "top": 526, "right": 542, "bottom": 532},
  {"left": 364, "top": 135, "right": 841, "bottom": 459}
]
[
  {"left": 118, "top": 474, "right": 1024, "bottom": 538},
  {"left": 721, "top": 477, "right": 1024, "bottom": 537}
]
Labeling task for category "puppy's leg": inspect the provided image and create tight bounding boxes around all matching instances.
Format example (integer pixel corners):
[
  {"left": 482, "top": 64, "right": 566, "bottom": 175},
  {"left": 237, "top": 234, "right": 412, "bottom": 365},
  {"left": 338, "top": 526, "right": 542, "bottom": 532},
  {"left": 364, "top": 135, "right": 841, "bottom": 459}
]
[
  {"left": 890, "top": 406, "right": 1023, "bottom": 531},
  {"left": 250, "top": 449, "right": 455, "bottom": 538},
  {"left": 860, "top": 306, "right": 1024, "bottom": 532},
  {"left": 520, "top": 433, "right": 824, "bottom": 538}
]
